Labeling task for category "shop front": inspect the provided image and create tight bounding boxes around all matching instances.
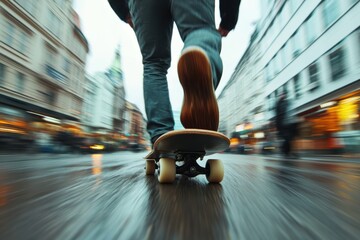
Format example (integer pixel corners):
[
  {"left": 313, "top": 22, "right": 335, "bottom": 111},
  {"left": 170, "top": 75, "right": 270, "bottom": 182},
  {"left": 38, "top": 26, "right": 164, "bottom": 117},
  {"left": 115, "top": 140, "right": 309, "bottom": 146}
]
[
  {"left": 0, "top": 94, "right": 82, "bottom": 152},
  {"left": 296, "top": 90, "right": 360, "bottom": 154}
]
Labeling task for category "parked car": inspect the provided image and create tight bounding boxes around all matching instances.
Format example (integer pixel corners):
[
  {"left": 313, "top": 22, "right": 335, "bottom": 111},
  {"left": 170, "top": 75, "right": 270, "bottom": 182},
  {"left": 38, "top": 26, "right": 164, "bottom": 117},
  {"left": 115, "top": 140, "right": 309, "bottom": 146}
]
[
  {"left": 79, "top": 138, "right": 106, "bottom": 153},
  {"left": 127, "top": 141, "right": 146, "bottom": 152},
  {"left": 254, "top": 141, "right": 276, "bottom": 154}
]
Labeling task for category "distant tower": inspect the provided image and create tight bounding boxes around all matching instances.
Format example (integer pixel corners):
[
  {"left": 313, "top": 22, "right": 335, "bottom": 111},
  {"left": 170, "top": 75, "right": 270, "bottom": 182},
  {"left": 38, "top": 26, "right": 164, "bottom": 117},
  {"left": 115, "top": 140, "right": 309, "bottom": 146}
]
[
  {"left": 108, "top": 45, "right": 126, "bottom": 133},
  {"left": 108, "top": 45, "right": 124, "bottom": 85}
]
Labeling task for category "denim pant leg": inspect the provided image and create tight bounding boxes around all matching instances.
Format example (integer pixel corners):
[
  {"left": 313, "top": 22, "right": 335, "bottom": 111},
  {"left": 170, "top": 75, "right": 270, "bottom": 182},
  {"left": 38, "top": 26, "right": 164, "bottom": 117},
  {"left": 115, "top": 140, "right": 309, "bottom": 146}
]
[
  {"left": 171, "top": 0, "right": 223, "bottom": 89},
  {"left": 128, "top": 0, "right": 174, "bottom": 143}
]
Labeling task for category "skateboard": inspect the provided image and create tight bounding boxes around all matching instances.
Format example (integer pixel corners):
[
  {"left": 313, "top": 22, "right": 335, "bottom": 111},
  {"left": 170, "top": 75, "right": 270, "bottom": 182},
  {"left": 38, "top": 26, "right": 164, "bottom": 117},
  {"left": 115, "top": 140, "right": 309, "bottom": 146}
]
[{"left": 144, "top": 129, "right": 230, "bottom": 183}]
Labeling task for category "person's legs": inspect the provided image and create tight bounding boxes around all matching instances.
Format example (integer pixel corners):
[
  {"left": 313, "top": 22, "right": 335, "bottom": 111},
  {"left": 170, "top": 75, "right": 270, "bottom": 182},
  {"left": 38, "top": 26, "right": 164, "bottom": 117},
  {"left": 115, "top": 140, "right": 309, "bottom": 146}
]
[
  {"left": 282, "top": 126, "right": 292, "bottom": 157},
  {"left": 171, "top": 0, "right": 222, "bottom": 130},
  {"left": 171, "top": 0, "right": 222, "bottom": 88},
  {"left": 128, "top": 0, "right": 174, "bottom": 143},
  {"left": 283, "top": 137, "right": 290, "bottom": 156}
]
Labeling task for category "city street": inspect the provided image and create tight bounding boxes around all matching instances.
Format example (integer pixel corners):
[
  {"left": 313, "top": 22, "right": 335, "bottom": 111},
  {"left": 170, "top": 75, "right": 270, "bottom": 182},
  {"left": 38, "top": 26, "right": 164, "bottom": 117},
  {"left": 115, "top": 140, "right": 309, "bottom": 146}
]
[{"left": 0, "top": 151, "right": 359, "bottom": 239}]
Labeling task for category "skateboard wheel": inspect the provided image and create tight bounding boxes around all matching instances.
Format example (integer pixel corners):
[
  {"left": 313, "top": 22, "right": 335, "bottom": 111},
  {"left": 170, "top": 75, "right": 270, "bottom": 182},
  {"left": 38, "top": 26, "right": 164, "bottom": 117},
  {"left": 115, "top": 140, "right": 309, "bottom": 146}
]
[
  {"left": 206, "top": 159, "right": 224, "bottom": 183},
  {"left": 158, "top": 158, "right": 176, "bottom": 183},
  {"left": 145, "top": 159, "right": 156, "bottom": 175}
]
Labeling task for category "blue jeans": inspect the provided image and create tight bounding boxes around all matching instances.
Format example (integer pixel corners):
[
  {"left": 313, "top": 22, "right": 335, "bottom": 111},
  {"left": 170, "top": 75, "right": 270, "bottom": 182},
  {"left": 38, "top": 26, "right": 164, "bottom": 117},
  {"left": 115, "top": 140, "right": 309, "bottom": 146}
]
[{"left": 128, "top": 0, "right": 222, "bottom": 143}]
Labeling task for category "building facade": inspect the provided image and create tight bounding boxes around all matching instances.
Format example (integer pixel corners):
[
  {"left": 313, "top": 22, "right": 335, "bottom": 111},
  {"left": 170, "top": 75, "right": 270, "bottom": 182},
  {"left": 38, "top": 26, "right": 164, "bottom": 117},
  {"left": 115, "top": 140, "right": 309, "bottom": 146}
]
[
  {"left": 0, "top": 0, "right": 88, "bottom": 122},
  {"left": 261, "top": 0, "right": 359, "bottom": 121},
  {"left": 218, "top": 0, "right": 360, "bottom": 152}
]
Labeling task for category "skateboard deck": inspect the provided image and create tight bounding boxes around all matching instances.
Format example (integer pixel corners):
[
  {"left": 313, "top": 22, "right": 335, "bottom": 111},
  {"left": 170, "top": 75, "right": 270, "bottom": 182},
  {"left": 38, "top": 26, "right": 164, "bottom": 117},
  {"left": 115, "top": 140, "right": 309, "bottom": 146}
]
[{"left": 144, "top": 129, "right": 230, "bottom": 183}]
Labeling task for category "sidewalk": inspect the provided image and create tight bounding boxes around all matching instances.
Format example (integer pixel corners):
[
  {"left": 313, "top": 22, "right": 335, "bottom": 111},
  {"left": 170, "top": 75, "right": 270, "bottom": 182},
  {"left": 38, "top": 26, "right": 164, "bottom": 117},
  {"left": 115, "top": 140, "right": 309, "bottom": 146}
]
[
  {"left": 0, "top": 149, "right": 84, "bottom": 161},
  {"left": 264, "top": 152, "right": 360, "bottom": 163},
  {"left": 298, "top": 151, "right": 360, "bottom": 161}
]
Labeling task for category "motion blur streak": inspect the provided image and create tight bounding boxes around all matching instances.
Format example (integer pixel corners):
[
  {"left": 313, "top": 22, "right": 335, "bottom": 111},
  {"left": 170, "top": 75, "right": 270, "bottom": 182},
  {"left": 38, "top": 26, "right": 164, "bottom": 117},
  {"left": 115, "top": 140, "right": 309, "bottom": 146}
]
[{"left": 0, "top": 153, "right": 359, "bottom": 239}]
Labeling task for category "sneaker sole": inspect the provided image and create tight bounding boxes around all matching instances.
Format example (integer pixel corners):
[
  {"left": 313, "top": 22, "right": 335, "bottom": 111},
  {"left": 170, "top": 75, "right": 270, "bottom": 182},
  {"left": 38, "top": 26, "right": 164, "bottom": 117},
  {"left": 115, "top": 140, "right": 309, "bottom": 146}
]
[{"left": 177, "top": 47, "right": 219, "bottom": 130}]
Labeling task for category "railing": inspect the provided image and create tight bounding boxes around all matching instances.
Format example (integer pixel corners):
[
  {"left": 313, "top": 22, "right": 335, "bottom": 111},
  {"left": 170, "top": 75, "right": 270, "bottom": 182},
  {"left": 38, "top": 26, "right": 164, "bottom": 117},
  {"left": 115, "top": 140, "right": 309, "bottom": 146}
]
[{"left": 45, "top": 64, "right": 67, "bottom": 84}]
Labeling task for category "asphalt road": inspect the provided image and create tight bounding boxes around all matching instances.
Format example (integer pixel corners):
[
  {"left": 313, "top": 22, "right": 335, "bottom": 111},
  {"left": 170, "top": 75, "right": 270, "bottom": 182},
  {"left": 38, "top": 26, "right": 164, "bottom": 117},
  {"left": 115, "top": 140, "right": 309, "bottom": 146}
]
[{"left": 0, "top": 152, "right": 359, "bottom": 240}]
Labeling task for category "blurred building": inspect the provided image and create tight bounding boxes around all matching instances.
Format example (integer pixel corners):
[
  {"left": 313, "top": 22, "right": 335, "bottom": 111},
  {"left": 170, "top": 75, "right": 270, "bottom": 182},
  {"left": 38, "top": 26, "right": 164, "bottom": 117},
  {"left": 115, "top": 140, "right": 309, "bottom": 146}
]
[
  {"left": 123, "top": 101, "right": 149, "bottom": 146},
  {"left": 218, "top": 0, "right": 360, "bottom": 153},
  {"left": 173, "top": 110, "right": 183, "bottom": 130},
  {"left": 82, "top": 73, "right": 108, "bottom": 132},
  {"left": 81, "top": 48, "right": 126, "bottom": 135},
  {"left": 0, "top": 0, "right": 89, "bottom": 123},
  {"left": 82, "top": 74, "right": 97, "bottom": 130},
  {"left": 218, "top": 29, "right": 264, "bottom": 138}
]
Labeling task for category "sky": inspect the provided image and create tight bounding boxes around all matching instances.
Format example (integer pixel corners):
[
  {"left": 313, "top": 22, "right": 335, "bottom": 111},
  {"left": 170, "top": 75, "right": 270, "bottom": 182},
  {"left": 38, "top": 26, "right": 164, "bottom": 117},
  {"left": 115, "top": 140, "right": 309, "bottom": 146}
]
[{"left": 73, "top": 0, "right": 261, "bottom": 115}]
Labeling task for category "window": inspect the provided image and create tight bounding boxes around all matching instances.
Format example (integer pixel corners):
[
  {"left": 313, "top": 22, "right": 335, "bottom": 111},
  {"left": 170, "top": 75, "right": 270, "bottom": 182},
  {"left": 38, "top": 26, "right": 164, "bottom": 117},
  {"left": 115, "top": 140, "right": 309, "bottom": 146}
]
[
  {"left": 38, "top": 90, "right": 56, "bottom": 105},
  {"left": 265, "top": 64, "right": 270, "bottom": 82},
  {"left": 308, "top": 62, "right": 320, "bottom": 91},
  {"left": 289, "top": 34, "right": 297, "bottom": 59},
  {"left": 283, "top": 41, "right": 291, "bottom": 64},
  {"left": 273, "top": 54, "right": 280, "bottom": 75},
  {"left": 268, "top": 93, "right": 276, "bottom": 111},
  {"left": 282, "top": 82, "right": 288, "bottom": 95},
  {"left": 63, "top": 58, "right": 71, "bottom": 73},
  {"left": 4, "top": 21, "right": 15, "bottom": 46},
  {"left": 2, "top": 21, "right": 30, "bottom": 55},
  {"left": 47, "top": 91, "right": 56, "bottom": 105},
  {"left": 291, "top": 30, "right": 303, "bottom": 58},
  {"left": 16, "top": 72, "right": 25, "bottom": 92},
  {"left": 267, "top": 95, "right": 271, "bottom": 111},
  {"left": 322, "top": 0, "right": 340, "bottom": 28},
  {"left": 0, "top": 63, "right": 6, "bottom": 85},
  {"left": 46, "top": 47, "right": 57, "bottom": 67},
  {"left": 272, "top": 93, "right": 277, "bottom": 111},
  {"left": 53, "top": 0, "right": 63, "bottom": 5},
  {"left": 293, "top": 74, "right": 302, "bottom": 98},
  {"left": 278, "top": 47, "right": 286, "bottom": 70},
  {"left": 329, "top": 47, "right": 346, "bottom": 81},
  {"left": 19, "top": 31, "right": 28, "bottom": 53},
  {"left": 304, "top": 13, "right": 316, "bottom": 45},
  {"left": 15, "top": 0, "right": 37, "bottom": 17},
  {"left": 46, "top": 10, "right": 62, "bottom": 38}
]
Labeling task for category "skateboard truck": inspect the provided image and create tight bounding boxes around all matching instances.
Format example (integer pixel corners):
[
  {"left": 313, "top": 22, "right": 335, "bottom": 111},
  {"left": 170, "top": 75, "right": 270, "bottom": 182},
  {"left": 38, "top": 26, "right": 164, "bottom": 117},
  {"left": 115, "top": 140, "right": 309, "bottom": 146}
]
[
  {"left": 174, "top": 151, "right": 205, "bottom": 160},
  {"left": 174, "top": 151, "right": 208, "bottom": 177}
]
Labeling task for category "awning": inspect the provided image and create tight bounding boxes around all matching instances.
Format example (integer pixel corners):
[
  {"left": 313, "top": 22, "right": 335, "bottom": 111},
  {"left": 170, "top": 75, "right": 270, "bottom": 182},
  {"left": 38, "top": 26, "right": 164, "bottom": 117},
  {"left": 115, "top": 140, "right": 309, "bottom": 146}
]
[{"left": 0, "top": 94, "right": 79, "bottom": 121}]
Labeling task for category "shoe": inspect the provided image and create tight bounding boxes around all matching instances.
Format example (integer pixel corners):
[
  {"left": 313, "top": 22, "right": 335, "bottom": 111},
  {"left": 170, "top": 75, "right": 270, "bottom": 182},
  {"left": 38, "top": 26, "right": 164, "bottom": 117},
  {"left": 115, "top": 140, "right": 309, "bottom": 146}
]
[{"left": 177, "top": 47, "right": 219, "bottom": 131}]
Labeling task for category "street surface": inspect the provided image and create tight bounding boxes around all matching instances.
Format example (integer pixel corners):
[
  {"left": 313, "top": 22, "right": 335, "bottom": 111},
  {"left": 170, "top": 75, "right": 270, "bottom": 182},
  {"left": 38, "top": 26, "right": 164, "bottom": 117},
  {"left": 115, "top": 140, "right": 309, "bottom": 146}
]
[{"left": 0, "top": 152, "right": 359, "bottom": 240}]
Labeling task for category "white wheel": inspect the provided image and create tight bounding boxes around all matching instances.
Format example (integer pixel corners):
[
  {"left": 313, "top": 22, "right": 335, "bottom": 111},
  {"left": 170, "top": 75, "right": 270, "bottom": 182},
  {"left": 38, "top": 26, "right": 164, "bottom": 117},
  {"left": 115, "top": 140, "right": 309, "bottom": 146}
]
[
  {"left": 145, "top": 159, "right": 156, "bottom": 175},
  {"left": 206, "top": 159, "right": 224, "bottom": 183},
  {"left": 158, "top": 158, "right": 176, "bottom": 183}
]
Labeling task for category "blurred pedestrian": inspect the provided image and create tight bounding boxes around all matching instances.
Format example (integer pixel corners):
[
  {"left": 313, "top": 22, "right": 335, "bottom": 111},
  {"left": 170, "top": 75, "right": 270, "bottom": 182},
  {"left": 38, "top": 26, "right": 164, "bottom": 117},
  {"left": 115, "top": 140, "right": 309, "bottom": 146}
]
[
  {"left": 275, "top": 92, "right": 298, "bottom": 158},
  {"left": 108, "top": 0, "right": 241, "bottom": 145}
]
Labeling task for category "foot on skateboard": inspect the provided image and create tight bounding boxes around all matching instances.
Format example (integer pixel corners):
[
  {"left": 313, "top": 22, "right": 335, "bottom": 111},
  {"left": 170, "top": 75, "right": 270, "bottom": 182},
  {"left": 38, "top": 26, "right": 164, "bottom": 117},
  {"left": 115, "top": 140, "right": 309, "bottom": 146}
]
[{"left": 177, "top": 47, "right": 219, "bottom": 131}]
